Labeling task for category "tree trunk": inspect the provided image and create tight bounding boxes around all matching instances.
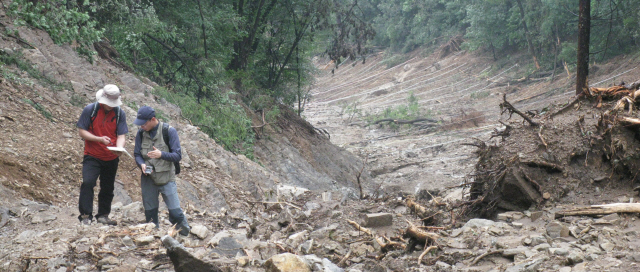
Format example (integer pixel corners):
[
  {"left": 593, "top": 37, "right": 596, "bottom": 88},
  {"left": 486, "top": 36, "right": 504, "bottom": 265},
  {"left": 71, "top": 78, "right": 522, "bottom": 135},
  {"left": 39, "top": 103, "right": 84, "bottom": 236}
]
[
  {"left": 576, "top": 0, "right": 591, "bottom": 96},
  {"left": 515, "top": 0, "right": 540, "bottom": 70}
]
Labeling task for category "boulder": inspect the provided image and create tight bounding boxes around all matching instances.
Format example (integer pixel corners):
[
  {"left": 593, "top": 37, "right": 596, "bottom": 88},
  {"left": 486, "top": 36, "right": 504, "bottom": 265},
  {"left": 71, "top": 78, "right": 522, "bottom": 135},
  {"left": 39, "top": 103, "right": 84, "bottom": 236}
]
[{"left": 264, "top": 253, "right": 311, "bottom": 272}]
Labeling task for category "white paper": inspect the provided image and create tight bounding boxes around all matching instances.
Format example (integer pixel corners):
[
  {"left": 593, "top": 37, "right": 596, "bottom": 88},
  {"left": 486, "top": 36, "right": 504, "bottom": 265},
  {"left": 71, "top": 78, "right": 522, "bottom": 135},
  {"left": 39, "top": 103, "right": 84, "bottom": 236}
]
[{"left": 107, "top": 146, "right": 133, "bottom": 159}]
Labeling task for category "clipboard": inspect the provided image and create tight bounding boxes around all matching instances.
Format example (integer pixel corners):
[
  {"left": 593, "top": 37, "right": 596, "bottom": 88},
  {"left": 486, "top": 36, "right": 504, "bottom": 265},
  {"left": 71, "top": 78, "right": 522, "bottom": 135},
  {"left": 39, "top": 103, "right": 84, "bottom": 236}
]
[{"left": 107, "top": 146, "right": 134, "bottom": 159}]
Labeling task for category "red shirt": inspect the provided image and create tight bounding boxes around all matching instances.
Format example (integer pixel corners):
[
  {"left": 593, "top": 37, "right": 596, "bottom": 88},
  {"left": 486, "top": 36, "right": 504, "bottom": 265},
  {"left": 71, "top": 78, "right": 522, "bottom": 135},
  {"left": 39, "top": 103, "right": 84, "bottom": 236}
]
[{"left": 84, "top": 106, "right": 119, "bottom": 161}]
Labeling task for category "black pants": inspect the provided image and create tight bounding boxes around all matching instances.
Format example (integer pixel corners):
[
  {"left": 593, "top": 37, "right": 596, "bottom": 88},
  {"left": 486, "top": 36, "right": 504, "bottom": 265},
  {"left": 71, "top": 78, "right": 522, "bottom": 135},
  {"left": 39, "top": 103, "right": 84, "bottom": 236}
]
[{"left": 78, "top": 155, "right": 119, "bottom": 221}]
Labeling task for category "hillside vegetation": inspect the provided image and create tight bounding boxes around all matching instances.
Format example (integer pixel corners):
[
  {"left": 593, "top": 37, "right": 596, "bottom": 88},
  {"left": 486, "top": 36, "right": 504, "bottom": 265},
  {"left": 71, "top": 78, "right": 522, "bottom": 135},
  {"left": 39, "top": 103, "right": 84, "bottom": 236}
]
[{"left": 6, "top": 0, "right": 640, "bottom": 157}]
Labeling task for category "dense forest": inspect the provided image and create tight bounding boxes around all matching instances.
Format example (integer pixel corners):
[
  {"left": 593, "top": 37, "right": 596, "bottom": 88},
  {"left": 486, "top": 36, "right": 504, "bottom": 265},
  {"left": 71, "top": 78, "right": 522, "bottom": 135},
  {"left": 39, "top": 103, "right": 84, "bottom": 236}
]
[{"left": 6, "top": 0, "right": 640, "bottom": 157}]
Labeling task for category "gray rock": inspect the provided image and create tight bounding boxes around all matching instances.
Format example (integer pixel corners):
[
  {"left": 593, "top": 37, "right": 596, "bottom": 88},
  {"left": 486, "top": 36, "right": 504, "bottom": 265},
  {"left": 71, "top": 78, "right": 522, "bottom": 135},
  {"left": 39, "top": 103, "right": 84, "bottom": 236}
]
[
  {"left": 364, "top": 213, "right": 392, "bottom": 227},
  {"left": 549, "top": 248, "right": 568, "bottom": 256},
  {"left": 463, "top": 218, "right": 495, "bottom": 230},
  {"left": 529, "top": 211, "right": 543, "bottom": 222},
  {"left": 528, "top": 236, "right": 547, "bottom": 247},
  {"left": 322, "top": 258, "right": 344, "bottom": 272},
  {"left": 627, "top": 254, "right": 640, "bottom": 262},
  {"left": 558, "top": 267, "right": 571, "bottom": 272},
  {"left": 161, "top": 235, "right": 222, "bottom": 272},
  {"left": 300, "top": 239, "right": 314, "bottom": 254},
  {"left": 121, "top": 201, "right": 145, "bottom": 223},
  {"left": 584, "top": 245, "right": 601, "bottom": 255},
  {"left": 600, "top": 242, "right": 615, "bottom": 252},
  {"left": 134, "top": 236, "right": 155, "bottom": 246},
  {"left": 331, "top": 211, "right": 343, "bottom": 219},
  {"left": 14, "top": 230, "right": 36, "bottom": 244},
  {"left": 31, "top": 213, "right": 57, "bottom": 224},
  {"left": 546, "top": 221, "right": 569, "bottom": 238},
  {"left": 497, "top": 211, "right": 524, "bottom": 221},
  {"left": 435, "top": 261, "right": 451, "bottom": 270},
  {"left": 533, "top": 243, "right": 550, "bottom": 252},
  {"left": 568, "top": 251, "right": 584, "bottom": 264},
  {"left": 98, "top": 256, "right": 120, "bottom": 268},
  {"left": 122, "top": 236, "right": 135, "bottom": 248},
  {"left": 504, "top": 257, "right": 547, "bottom": 272},
  {"left": 288, "top": 230, "right": 309, "bottom": 248},
  {"left": 310, "top": 223, "right": 339, "bottom": 239},
  {"left": 585, "top": 254, "right": 599, "bottom": 261},
  {"left": 264, "top": 253, "right": 310, "bottom": 272},
  {"left": 190, "top": 225, "right": 209, "bottom": 239},
  {"left": 502, "top": 247, "right": 528, "bottom": 257}
]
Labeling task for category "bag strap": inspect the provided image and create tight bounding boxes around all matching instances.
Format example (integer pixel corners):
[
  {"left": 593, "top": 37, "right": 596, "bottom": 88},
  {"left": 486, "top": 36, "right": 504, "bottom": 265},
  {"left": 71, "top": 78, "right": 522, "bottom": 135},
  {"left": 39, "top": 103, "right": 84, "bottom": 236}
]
[
  {"left": 89, "top": 102, "right": 120, "bottom": 133},
  {"left": 162, "top": 123, "right": 181, "bottom": 175},
  {"left": 162, "top": 123, "right": 171, "bottom": 152}
]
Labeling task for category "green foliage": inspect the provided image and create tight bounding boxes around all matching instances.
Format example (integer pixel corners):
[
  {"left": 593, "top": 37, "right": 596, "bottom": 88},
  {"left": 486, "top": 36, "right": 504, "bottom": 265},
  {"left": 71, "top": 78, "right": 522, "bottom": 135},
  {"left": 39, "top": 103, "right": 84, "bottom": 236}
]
[
  {"left": 70, "top": 93, "right": 86, "bottom": 107},
  {"left": 23, "top": 98, "right": 53, "bottom": 121},
  {"left": 154, "top": 108, "right": 168, "bottom": 123},
  {"left": 380, "top": 53, "right": 409, "bottom": 69},
  {"left": 367, "top": 92, "right": 424, "bottom": 130},
  {"left": 153, "top": 87, "right": 255, "bottom": 159},
  {"left": 8, "top": 0, "right": 104, "bottom": 61}
]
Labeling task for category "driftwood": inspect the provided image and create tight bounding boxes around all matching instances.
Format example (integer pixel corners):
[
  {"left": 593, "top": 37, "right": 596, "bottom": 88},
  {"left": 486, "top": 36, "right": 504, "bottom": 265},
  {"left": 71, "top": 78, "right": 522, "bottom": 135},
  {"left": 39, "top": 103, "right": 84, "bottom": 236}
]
[
  {"left": 404, "top": 220, "right": 440, "bottom": 244},
  {"left": 500, "top": 94, "right": 539, "bottom": 126},
  {"left": 406, "top": 198, "right": 428, "bottom": 218},
  {"left": 418, "top": 245, "right": 438, "bottom": 265},
  {"left": 346, "top": 219, "right": 373, "bottom": 236},
  {"left": 555, "top": 203, "right": 640, "bottom": 219},
  {"left": 550, "top": 95, "right": 582, "bottom": 118},
  {"left": 375, "top": 236, "right": 406, "bottom": 252},
  {"left": 520, "top": 159, "right": 563, "bottom": 172},
  {"left": 619, "top": 116, "right": 640, "bottom": 126},
  {"left": 470, "top": 250, "right": 504, "bottom": 266},
  {"left": 374, "top": 118, "right": 438, "bottom": 126}
]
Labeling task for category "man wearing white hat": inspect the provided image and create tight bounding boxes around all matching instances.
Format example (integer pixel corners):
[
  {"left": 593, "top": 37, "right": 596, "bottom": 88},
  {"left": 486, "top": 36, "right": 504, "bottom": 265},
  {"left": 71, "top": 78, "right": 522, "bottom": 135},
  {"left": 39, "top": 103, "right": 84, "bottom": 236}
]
[{"left": 76, "top": 84, "right": 129, "bottom": 225}]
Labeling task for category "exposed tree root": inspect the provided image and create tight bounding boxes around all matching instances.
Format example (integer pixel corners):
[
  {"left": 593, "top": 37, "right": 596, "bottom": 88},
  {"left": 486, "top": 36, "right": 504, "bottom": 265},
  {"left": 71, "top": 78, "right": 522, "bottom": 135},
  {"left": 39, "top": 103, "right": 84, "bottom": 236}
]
[
  {"left": 500, "top": 94, "right": 539, "bottom": 126},
  {"left": 347, "top": 219, "right": 373, "bottom": 236}
]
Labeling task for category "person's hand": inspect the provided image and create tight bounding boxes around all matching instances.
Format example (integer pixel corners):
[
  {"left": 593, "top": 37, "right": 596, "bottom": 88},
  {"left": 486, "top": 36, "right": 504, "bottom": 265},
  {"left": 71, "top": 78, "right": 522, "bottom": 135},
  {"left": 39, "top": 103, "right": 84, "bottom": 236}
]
[
  {"left": 147, "top": 146, "right": 162, "bottom": 159},
  {"left": 110, "top": 150, "right": 123, "bottom": 156},
  {"left": 98, "top": 136, "right": 111, "bottom": 145},
  {"left": 141, "top": 163, "right": 148, "bottom": 175}
]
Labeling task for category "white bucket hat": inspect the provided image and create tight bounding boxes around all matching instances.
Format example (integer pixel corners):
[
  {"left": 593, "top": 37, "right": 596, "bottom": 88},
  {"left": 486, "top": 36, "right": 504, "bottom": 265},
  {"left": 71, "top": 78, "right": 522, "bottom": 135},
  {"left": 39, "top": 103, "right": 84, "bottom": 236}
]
[{"left": 96, "top": 84, "right": 122, "bottom": 107}]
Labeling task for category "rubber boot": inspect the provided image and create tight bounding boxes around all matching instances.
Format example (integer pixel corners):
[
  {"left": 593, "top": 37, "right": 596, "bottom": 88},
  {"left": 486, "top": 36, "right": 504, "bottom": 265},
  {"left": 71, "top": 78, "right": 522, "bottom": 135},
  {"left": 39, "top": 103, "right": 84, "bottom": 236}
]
[
  {"left": 144, "top": 208, "right": 159, "bottom": 228},
  {"left": 169, "top": 208, "right": 190, "bottom": 236}
]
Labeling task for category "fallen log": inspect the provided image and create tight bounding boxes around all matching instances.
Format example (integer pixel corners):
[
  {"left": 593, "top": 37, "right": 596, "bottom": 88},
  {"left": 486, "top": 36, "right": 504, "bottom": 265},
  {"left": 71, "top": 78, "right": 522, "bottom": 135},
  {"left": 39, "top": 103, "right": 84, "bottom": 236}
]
[
  {"left": 555, "top": 203, "right": 640, "bottom": 219},
  {"left": 520, "top": 159, "right": 563, "bottom": 172},
  {"left": 374, "top": 118, "right": 438, "bottom": 125}
]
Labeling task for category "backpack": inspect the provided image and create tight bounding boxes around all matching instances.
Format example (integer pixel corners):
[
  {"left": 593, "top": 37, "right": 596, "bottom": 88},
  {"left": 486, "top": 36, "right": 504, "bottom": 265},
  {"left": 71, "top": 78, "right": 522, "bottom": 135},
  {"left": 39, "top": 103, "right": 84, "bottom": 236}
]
[
  {"left": 162, "top": 123, "right": 181, "bottom": 175},
  {"left": 89, "top": 102, "right": 121, "bottom": 131}
]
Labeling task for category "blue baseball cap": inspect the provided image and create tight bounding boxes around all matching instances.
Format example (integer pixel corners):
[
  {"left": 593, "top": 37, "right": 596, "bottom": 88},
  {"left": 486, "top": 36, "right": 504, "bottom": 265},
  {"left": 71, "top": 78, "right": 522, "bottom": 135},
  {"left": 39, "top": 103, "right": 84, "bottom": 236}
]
[{"left": 133, "top": 106, "right": 156, "bottom": 126}]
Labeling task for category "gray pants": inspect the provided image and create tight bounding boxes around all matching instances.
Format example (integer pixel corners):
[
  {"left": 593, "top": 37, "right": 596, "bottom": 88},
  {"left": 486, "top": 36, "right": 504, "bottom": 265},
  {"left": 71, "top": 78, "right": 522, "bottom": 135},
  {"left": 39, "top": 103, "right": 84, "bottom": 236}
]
[{"left": 140, "top": 175, "right": 189, "bottom": 229}]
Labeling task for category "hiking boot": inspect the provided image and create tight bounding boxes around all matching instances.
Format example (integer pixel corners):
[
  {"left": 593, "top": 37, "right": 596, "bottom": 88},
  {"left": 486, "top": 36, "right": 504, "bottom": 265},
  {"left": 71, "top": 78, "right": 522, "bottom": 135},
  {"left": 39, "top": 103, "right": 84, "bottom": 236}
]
[
  {"left": 80, "top": 215, "right": 91, "bottom": 225},
  {"left": 177, "top": 224, "right": 190, "bottom": 236},
  {"left": 96, "top": 216, "right": 117, "bottom": 226}
]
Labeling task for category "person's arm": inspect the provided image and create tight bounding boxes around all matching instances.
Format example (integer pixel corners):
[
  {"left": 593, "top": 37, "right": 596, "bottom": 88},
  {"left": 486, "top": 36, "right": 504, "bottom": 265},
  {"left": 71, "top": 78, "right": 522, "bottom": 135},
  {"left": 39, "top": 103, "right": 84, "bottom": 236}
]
[
  {"left": 77, "top": 104, "right": 110, "bottom": 145},
  {"left": 78, "top": 129, "right": 111, "bottom": 145},
  {"left": 115, "top": 134, "right": 125, "bottom": 148},
  {"left": 160, "top": 127, "right": 182, "bottom": 162}
]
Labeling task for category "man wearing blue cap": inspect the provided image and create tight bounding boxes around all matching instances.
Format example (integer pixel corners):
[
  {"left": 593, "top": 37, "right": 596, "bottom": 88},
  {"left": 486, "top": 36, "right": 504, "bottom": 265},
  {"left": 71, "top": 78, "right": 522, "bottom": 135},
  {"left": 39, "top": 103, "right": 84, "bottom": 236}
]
[{"left": 133, "top": 106, "right": 190, "bottom": 236}]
